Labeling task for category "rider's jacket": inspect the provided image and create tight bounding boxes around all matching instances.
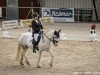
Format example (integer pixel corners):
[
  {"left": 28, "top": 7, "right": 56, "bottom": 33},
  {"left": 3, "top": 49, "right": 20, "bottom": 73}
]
[{"left": 32, "top": 20, "right": 43, "bottom": 33}]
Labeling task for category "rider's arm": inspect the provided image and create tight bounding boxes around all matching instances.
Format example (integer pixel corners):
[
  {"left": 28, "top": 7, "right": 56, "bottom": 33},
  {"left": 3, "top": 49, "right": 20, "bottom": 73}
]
[
  {"left": 39, "top": 21, "right": 44, "bottom": 29},
  {"left": 31, "top": 20, "right": 35, "bottom": 30},
  {"left": 41, "top": 25, "right": 44, "bottom": 29}
]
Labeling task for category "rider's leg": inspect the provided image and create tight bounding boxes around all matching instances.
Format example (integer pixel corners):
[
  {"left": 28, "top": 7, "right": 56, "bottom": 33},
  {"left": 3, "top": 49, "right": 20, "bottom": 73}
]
[
  {"left": 33, "top": 39, "right": 37, "bottom": 53},
  {"left": 33, "top": 33, "right": 39, "bottom": 53},
  {"left": 32, "top": 32, "right": 37, "bottom": 53},
  {"left": 32, "top": 36, "right": 36, "bottom": 53},
  {"left": 36, "top": 35, "right": 41, "bottom": 51}
]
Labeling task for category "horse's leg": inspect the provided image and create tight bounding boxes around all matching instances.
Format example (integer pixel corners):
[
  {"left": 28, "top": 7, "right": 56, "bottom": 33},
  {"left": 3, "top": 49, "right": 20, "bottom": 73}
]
[
  {"left": 16, "top": 43, "right": 21, "bottom": 61},
  {"left": 15, "top": 43, "right": 24, "bottom": 65},
  {"left": 19, "top": 50, "right": 24, "bottom": 65},
  {"left": 23, "top": 47, "right": 30, "bottom": 66},
  {"left": 49, "top": 50, "right": 54, "bottom": 67},
  {"left": 19, "top": 46, "right": 30, "bottom": 66},
  {"left": 37, "top": 50, "right": 42, "bottom": 68},
  {"left": 19, "top": 46, "right": 27, "bottom": 65},
  {"left": 24, "top": 55, "right": 30, "bottom": 66}
]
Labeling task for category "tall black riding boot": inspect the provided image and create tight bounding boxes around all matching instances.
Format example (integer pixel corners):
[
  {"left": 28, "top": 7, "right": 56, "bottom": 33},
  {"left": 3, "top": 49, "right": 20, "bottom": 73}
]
[
  {"left": 36, "top": 42, "right": 39, "bottom": 51},
  {"left": 33, "top": 46, "right": 36, "bottom": 53},
  {"left": 36, "top": 35, "right": 41, "bottom": 51},
  {"left": 32, "top": 39, "right": 36, "bottom": 53}
]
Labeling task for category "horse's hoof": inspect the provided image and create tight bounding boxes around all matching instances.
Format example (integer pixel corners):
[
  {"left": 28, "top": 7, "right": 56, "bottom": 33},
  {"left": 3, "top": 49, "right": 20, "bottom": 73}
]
[
  {"left": 37, "top": 65, "right": 41, "bottom": 68},
  {"left": 49, "top": 63, "right": 53, "bottom": 67},
  {"left": 27, "top": 62, "right": 30, "bottom": 66},
  {"left": 20, "top": 62, "right": 24, "bottom": 65},
  {"left": 50, "top": 64, "right": 52, "bottom": 67}
]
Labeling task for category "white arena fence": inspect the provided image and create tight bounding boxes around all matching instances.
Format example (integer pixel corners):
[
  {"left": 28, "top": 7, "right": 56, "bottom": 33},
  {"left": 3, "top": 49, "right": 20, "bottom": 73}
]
[{"left": 2, "top": 20, "right": 19, "bottom": 29}]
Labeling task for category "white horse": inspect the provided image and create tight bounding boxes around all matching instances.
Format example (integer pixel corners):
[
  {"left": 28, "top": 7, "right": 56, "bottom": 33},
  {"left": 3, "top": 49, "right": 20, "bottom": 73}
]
[{"left": 16, "top": 29, "right": 61, "bottom": 68}]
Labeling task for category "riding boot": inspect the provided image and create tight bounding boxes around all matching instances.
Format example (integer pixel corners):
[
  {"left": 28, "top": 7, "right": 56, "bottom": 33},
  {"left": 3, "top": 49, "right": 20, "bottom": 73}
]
[
  {"left": 36, "top": 35, "right": 41, "bottom": 51},
  {"left": 33, "top": 46, "right": 36, "bottom": 53},
  {"left": 36, "top": 42, "right": 39, "bottom": 51},
  {"left": 32, "top": 39, "right": 36, "bottom": 53}
]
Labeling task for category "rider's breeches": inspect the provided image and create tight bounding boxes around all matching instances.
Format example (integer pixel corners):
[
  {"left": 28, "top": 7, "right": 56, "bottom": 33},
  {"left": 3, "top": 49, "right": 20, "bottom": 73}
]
[{"left": 34, "top": 33, "right": 39, "bottom": 42}]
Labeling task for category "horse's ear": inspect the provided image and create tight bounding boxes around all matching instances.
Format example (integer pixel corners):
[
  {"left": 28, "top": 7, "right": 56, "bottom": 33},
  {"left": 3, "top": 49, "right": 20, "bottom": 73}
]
[{"left": 58, "top": 29, "right": 61, "bottom": 33}]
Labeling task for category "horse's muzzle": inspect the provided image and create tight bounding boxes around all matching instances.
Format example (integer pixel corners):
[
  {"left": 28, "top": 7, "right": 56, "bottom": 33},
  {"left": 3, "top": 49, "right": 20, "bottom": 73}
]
[{"left": 53, "top": 41, "right": 58, "bottom": 46}]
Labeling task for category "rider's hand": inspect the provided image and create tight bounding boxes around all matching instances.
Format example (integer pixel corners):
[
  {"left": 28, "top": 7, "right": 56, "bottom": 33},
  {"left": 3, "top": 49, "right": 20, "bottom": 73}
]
[{"left": 41, "top": 29, "right": 44, "bottom": 31}]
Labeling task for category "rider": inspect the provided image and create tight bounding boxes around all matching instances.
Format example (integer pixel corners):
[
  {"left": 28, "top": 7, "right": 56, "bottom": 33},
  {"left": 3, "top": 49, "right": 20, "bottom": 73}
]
[{"left": 31, "top": 12, "right": 44, "bottom": 53}]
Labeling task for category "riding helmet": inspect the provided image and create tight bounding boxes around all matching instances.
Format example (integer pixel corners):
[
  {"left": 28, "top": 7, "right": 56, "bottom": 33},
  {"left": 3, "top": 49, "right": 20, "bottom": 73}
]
[{"left": 33, "top": 12, "right": 38, "bottom": 18}]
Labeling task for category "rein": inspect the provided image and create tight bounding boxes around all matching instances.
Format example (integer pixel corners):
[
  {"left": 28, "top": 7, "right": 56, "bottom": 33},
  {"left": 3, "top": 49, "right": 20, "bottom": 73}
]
[{"left": 42, "top": 31, "right": 57, "bottom": 44}]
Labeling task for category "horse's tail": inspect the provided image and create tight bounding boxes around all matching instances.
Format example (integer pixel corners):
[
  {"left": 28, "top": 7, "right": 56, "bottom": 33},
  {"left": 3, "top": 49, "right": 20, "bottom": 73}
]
[{"left": 15, "top": 43, "right": 23, "bottom": 62}]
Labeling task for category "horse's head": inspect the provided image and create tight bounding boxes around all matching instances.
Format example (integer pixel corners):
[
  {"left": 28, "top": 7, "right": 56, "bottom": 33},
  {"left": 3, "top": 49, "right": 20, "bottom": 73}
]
[
  {"left": 52, "top": 29, "right": 61, "bottom": 46},
  {"left": 43, "top": 29, "right": 61, "bottom": 46}
]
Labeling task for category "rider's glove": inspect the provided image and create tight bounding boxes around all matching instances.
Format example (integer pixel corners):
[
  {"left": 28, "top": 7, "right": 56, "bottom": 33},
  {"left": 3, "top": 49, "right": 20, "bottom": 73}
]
[{"left": 41, "top": 29, "right": 44, "bottom": 31}]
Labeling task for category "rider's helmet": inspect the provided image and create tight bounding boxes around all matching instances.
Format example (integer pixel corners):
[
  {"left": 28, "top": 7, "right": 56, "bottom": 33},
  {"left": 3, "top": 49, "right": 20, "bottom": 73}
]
[{"left": 33, "top": 12, "right": 39, "bottom": 18}]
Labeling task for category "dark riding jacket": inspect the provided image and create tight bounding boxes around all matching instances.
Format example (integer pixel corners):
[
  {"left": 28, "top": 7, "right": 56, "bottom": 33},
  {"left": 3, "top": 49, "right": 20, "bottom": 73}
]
[{"left": 32, "top": 20, "right": 43, "bottom": 33}]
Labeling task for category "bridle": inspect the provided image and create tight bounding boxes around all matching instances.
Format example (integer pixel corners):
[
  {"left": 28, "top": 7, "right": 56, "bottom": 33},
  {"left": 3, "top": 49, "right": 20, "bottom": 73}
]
[{"left": 42, "top": 31, "right": 58, "bottom": 46}]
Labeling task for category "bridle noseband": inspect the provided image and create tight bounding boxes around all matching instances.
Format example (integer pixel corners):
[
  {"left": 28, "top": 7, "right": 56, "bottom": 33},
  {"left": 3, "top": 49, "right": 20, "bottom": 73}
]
[{"left": 52, "top": 36, "right": 58, "bottom": 45}]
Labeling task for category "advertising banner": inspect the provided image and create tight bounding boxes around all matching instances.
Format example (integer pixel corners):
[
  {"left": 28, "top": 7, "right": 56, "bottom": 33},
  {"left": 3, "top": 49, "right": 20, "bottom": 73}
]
[{"left": 42, "top": 8, "right": 74, "bottom": 22}]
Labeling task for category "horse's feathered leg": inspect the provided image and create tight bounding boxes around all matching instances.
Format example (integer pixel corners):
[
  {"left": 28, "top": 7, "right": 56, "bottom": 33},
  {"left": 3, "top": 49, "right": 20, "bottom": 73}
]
[
  {"left": 49, "top": 50, "right": 54, "bottom": 67},
  {"left": 37, "top": 50, "right": 42, "bottom": 68}
]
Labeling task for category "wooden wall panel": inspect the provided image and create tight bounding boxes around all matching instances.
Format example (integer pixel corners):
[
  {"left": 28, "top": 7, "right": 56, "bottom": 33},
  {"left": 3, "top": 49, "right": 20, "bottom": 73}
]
[
  {"left": 44, "top": 0, "right": 93, "bottom": 8},
  {"left": 0, "top": 0, "right": 6, "bottom": 18},
  {"left": 18, "top": 0, "right": 40, "bottom": 19},
  {"left": 0, "top": 0, "right": 7, "bottom": 6}
]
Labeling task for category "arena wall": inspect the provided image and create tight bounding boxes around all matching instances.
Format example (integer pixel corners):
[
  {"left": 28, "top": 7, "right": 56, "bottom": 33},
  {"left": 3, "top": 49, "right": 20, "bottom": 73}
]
[{"left": 42, "top": 0, "right": 93, "bottom": 8}]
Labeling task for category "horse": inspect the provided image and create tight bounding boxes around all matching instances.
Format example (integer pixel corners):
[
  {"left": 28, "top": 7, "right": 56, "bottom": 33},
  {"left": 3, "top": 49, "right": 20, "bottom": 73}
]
[{"left": 16, "top": 29, "right": 61, "bottom": 68}]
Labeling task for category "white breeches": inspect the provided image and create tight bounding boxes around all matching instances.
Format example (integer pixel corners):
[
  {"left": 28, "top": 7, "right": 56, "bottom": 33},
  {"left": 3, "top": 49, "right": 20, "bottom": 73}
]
[{"left": 34, "top": 33, "right": 39, "bottom": 42}]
